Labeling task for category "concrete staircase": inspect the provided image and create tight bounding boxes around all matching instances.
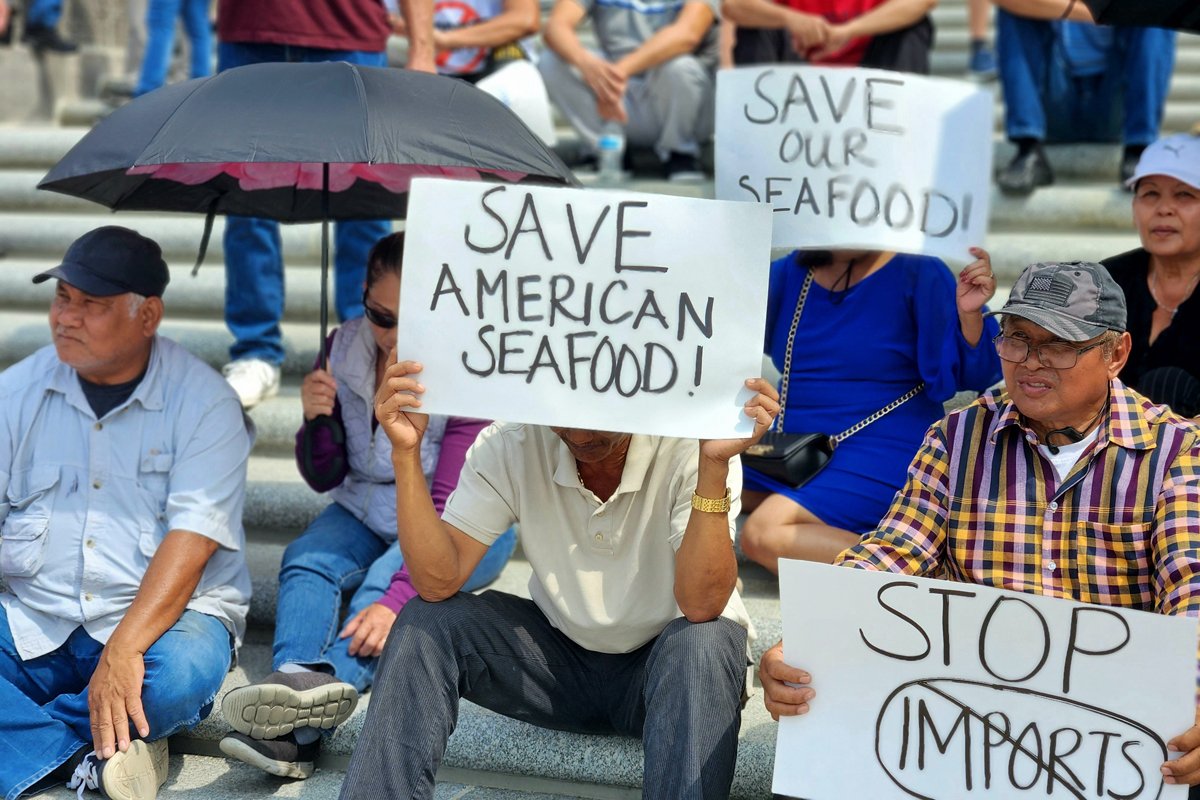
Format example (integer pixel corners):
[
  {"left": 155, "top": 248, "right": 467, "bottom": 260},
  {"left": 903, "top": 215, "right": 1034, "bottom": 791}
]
[{"left": 3, "top": 3, "right": 1199, "bottom": 797}]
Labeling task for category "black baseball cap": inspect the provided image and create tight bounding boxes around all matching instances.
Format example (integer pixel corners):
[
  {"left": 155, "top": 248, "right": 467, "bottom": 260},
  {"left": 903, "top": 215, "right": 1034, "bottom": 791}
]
[
  {"left": 986, "top": 261, "right": 1127, "bottom": 342},
  {"left": 33, "top": 226, "right": 169, "bottom": 298}
]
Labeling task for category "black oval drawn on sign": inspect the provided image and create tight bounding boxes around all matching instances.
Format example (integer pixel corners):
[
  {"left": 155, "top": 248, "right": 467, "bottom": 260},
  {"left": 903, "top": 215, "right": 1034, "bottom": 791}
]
[{"left": 874, "top": 678, "right": 1168, "bottom": 800}]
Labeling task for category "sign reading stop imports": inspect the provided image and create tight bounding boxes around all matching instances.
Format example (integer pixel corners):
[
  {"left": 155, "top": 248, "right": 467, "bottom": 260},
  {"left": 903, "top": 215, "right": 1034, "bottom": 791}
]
[
  {"left": 396, "top": 178, "right": 773, "bottom": 439},
  {"left": 716, "top": 66, "right": 993, "bottom": 264},
  {"left": 774, "top": 561, "right": 1198, "bottom": 800}
]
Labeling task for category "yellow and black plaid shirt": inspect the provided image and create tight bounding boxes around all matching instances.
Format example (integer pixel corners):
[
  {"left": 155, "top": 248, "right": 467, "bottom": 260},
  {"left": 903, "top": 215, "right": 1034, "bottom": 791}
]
[{"left": 837, "top": 381, "right": 1200, "bottom": 619}]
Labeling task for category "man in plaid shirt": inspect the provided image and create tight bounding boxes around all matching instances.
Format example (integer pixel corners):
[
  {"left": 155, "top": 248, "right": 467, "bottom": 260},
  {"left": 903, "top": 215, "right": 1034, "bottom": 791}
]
[{"left": 760, "top": 261, "right": 1200, "bottom": 791}]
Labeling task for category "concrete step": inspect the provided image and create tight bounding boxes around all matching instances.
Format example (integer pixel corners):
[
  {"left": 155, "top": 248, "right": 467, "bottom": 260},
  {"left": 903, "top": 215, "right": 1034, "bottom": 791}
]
[
  {"left": 235, "top": 527, "right": 784, "bottom": 663},
  {"left": 0, "top": 228, "right": 1140, "bottom": 374},
  {"left": 37, "top": 750, "right": 622, "bottom": 799},
  {"left": 931, "top": 37, "right": 1200, "bottom": 76},
  {"left": 1, "top": 256, "right": 335, "bottom": 322},
  {"left": 0, "top": 309, "right": 323, "bottom": 378},
  {"left": 0, "top": 211, "right": 370, "bottom": 263},
  {"left": 0, "top": 142, "right": 1154, "bottom": 220},
  {"left": 169, "top": 636, "right": 777, "bottom": 799}
]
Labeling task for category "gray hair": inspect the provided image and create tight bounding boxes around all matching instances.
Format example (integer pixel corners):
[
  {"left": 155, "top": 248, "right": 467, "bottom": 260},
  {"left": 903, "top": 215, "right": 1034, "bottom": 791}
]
[{"left": 126, "top": 293, "right": 147, "bottom": 319}]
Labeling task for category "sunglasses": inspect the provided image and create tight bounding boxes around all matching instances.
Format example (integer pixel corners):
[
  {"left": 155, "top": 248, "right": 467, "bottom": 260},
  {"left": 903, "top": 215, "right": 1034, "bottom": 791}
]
[{"left": 361, "top": 289, "right": 398, "bottom": 329}]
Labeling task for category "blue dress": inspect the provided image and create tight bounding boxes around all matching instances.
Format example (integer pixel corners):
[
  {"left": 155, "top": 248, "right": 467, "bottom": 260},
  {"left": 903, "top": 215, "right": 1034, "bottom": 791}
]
[{"left": 744, "top": 251, "right": 1003, "bottom": 532}]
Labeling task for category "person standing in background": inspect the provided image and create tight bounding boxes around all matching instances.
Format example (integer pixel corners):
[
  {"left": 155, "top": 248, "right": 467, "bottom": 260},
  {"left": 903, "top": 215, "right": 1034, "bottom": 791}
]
[{"left": 213, "top": 0, "right": 436, "bottom": 410}]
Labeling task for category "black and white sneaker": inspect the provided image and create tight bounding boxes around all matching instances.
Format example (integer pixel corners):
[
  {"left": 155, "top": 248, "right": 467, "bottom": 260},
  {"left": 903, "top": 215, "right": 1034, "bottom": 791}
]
[
  {"left": 219, "top": 732, "right": 319, "bottom": 780},
  {"left": 220, "top": 670, "right": 358, "bottom": 739},
  {"left": 66, "top": 740, "right": 169, "bottom": 800}
]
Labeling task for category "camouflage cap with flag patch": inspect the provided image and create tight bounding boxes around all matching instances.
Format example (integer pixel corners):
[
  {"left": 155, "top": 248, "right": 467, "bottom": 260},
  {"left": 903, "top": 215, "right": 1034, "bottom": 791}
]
[{"left": 986, "top": 261, "right": 1127, "bottom": 341}]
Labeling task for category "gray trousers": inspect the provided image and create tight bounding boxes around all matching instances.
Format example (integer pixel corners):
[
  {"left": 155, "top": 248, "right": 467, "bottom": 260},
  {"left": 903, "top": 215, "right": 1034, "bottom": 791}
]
[
  {"left": 339, "top": 590, "right": 747, "bottom": 800},
  {"left": 539, "top": 49, "right": 716, "bottom": 161}
]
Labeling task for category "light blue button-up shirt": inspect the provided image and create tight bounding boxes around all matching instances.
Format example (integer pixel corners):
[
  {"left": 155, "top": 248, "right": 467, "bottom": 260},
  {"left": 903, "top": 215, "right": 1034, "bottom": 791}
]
[{"left": 0, "top": 337, "right": 253, "bottom": 660}]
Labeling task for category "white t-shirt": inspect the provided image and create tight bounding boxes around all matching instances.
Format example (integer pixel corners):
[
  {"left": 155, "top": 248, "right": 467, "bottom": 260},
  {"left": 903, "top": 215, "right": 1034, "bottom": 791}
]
[
  {"left": 443, "top": 423, "right": 752, "bottom": 654},
  {"left": 1036, "top": 426, "right": 1102, "bottom": 482}
]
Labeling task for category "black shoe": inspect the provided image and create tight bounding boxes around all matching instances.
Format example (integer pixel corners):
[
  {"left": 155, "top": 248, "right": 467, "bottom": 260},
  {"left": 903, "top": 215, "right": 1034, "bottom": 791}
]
[
  {"left": 997, "top": 148, "right": 1053, "bottom": 196},
  {"left": 22, "top": 23, "right": 77, "bottom": 53},
  {"left": 219, "top": 732, "right": 318, "bottom": 780},
  {"left": 665, "top": 151, "right": 705, "bottom": 182},
  {"left": 1119, "top": 145, "right": 1144, "bottom": 190}
]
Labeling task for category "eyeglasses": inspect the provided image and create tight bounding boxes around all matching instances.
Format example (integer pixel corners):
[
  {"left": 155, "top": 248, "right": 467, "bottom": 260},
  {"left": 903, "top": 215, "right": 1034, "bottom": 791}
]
[
  {"left": 992, "top": 333, "right": 1107, "bottom": 370},
  {"left": 361, "top": 289, "right": 397, "bottom": 329}
]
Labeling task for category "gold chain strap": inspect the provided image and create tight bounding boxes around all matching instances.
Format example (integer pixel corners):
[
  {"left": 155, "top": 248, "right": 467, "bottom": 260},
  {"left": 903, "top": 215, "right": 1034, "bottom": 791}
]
[{"left": 772, "top": 264, "right": 924, "bottom": 445}]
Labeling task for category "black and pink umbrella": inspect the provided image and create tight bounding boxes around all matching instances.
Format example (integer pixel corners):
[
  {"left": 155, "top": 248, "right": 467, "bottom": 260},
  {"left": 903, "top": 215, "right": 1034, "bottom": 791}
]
[{"left": 38, "top": 61, "right": 578, "bottom": 362}]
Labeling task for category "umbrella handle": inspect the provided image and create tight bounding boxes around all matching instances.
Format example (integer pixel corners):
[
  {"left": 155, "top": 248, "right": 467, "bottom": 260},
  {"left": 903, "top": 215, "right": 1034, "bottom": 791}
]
[
  {"left": 319, "top": 163, "right": 331, "bottom": 370},
  {"left": 191, "top": 201, "right": 218, "bottom": 277}
]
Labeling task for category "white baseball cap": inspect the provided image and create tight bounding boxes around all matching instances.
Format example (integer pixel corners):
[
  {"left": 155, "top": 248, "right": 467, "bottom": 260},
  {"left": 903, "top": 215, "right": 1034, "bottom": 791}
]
[{"left": 1125, "top": 134, "right": 1200, "bottom": 190}]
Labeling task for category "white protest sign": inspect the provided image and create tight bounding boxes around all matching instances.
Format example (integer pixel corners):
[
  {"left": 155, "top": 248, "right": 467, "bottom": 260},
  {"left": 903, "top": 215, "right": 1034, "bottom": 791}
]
[
  {"left": 396, "top": 178, "right": 774, "bottom": 439},
  {"left": 716, "top": 66, "right": 994, "bottom": 264},
  {"left": 774, "top": 560, "right": 1197, "bottom": 800}
]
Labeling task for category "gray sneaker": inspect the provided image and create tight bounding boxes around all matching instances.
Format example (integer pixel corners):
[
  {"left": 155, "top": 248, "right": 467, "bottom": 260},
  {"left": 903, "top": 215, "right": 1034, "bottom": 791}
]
[
  {"left": 220, "top": 670, "right": 358, "bottom": 739},
  {"left": 66, "top": 739, "right": 169, "bottom": 800},
  {"left": 219, "top": 731, "right": 318, "bottom": 780}
]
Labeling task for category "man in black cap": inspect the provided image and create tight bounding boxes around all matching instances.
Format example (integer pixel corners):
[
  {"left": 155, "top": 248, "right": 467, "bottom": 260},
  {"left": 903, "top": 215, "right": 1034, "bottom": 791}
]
[
  {"left": 759, "top": 261, "right": 1200, "bottom": 793},
  {"left": 0, "top": 226, "right": 253, "bottom": 800}
]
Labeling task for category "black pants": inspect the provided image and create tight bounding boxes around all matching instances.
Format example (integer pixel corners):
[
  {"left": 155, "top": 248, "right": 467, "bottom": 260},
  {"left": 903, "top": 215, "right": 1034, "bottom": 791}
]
[{"left": 339, "top": 590, "right": 748, "bottom": 800}]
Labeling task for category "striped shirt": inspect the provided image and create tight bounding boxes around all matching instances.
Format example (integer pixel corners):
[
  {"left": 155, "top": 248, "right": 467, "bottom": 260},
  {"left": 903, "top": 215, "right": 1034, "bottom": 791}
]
[{"left": 836, "top": 381, "right": 1200, "bottom": 619}]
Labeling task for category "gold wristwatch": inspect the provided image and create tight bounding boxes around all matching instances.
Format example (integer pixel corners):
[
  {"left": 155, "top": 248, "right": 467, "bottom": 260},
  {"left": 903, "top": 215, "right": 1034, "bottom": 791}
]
[{"left": 691, "top": 487, "right": 732, "bottom": 513}]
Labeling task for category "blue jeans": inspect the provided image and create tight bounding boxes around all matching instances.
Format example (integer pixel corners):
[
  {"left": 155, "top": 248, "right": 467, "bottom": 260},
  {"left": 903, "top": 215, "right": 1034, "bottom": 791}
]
[
  {"left": 26, "top": 0, "right": 61, "bottom": 27},
  {"left": 216, "top": 41, "right": 392, "bottom": 365},
  {"left": 272, "top": 502, "right": 517, "bottom": 692},
  {"left": 0, "top": 607, "right": 232, "bottom": 800},
  {"left": 134, "top": 0, "right": 213, "bottom": 96},
  {"left": 996, "top": 10, "right": 1175, "bottom": 145}
]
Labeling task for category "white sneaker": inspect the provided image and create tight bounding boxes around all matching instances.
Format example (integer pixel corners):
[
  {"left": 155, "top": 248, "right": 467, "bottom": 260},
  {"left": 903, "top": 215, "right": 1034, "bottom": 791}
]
[
  {"left": 67, "top": 739, "right": 169, "bottom": 800},
  {"left": 222, "top": 358, "right": 281, "bottom": 409}
]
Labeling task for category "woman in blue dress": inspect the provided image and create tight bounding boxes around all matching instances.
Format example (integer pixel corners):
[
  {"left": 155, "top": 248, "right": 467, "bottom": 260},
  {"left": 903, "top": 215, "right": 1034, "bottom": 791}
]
[{"left": 739, "top": 247, "right": 1003, "bottom": 569}]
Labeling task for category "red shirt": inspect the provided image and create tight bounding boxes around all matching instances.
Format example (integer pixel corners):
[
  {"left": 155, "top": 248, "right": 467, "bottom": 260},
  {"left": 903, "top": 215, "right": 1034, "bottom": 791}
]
[
  {"left": 782, "top": 0, "right": 886, "bottom": 65},
  {"left": 217, "top": 0, "right": 390, "bottom": 53}
]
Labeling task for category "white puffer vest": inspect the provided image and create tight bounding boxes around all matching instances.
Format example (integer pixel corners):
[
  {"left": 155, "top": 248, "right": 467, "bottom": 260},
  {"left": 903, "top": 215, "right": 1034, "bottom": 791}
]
[{"left": 328, "top": 317, "right": 447, "bottom": 540}]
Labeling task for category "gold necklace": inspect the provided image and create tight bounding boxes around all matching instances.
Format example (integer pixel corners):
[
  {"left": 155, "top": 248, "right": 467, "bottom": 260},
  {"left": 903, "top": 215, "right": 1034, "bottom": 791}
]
[{"left": 1149, "top": 268, "right": 1200, "bottom": 319}]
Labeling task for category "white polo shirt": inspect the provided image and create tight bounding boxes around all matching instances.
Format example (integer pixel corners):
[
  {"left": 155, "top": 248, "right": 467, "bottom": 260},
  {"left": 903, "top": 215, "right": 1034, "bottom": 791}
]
[
  {"left": 443, "top": 423, "right": 752, "bottom": 654},
  {"left": 0, "top": 338, "right": 253, "bottom": 660}
]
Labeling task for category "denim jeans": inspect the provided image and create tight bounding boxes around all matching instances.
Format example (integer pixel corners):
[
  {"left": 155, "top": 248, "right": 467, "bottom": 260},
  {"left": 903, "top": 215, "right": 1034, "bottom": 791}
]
[
  {"left": 272, "top": 502, "right": 517, "bottom": 692},
  {"left": 996, "top": 10, "right": 1175, "bottom": 145},
  {"left": 26, "top": 0, "right": 61, "bottom": 27},
  {"left": 134, "top": 0, "right": 212, "bottom": 96},
  {"left": 0, "top": 607, "right": 232, "bottom": 800},
  {"left": 216, "top": 41, "right": 392, "bottom": 365}
]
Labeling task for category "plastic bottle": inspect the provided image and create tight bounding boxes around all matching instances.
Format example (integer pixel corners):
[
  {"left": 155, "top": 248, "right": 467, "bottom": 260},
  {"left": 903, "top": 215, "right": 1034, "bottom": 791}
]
[{"left": 596, "top": 121, "right": 626, "bottom": 185}]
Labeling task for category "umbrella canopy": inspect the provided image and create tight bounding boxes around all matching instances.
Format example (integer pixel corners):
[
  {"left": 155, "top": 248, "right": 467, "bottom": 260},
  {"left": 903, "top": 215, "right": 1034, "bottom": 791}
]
[
  {"left": 1080, "top": 0, "right": 1199, "bottom": 32},
  {"left": 38, "top": 61, "right": 578, "bottom": 220}
]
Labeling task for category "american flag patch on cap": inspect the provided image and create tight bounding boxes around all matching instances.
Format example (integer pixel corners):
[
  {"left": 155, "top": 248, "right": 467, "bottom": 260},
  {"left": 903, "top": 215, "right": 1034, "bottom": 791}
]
[{"left": 1024, "top": 273, "right": 1072, "bottom": 307}]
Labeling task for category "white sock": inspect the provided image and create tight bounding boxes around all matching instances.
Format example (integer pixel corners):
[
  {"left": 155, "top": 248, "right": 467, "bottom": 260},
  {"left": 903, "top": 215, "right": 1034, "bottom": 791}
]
[{"left": 277, "top": 663, "right": 314, "bottom": 675}]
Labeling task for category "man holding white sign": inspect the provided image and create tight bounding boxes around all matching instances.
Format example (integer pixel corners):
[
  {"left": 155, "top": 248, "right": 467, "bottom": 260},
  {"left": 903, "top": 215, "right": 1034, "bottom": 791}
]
[
  {"left": 761, "top": 261, "right": 1200, "bottom": 792},
  {"left": 337, "top": 361, "right": 778, "bottom": 798}
]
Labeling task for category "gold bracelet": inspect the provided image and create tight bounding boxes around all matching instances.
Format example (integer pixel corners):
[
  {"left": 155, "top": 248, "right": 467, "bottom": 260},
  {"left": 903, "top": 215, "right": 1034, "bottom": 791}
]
[{"left": 691, "top": 487, "right": 732, "bottom": 513}]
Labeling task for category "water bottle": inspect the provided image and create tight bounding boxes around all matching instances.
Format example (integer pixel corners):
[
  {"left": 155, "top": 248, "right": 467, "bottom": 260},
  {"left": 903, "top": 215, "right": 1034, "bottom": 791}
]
[{"left": 597, "top": 121, "right": 625, "bottom": 185}]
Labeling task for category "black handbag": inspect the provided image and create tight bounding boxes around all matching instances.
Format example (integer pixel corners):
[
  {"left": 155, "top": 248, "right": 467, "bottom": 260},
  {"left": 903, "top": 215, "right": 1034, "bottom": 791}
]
[
  {"left": 743, "top": 431, "right": 835, "bottom": 488},
  {"left": 742, "top": 269, "right": 924, "bottom": 489}
]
